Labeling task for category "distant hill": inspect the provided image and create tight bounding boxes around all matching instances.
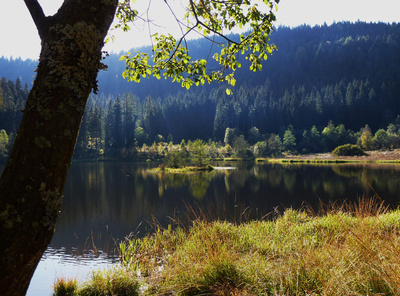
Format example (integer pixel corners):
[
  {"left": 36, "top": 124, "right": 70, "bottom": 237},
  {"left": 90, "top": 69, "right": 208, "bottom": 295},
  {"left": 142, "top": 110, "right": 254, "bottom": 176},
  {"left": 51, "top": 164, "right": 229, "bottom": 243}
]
[
  {"left": 4, "top": 22, "right": 399, "bottom": 100},
  {"left": 2, "top": 21, "right": 400, "bottom": 155}
]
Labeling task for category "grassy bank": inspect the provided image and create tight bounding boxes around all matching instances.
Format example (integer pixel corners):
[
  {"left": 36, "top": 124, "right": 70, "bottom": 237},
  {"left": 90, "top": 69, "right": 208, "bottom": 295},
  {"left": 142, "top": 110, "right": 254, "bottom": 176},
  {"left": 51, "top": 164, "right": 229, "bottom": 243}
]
[
  {"left": 256, "top": 157, "right": 363, "bottom": 164},
  {"left": 54, "top": 198, "right": 400, "bottom": 295}
]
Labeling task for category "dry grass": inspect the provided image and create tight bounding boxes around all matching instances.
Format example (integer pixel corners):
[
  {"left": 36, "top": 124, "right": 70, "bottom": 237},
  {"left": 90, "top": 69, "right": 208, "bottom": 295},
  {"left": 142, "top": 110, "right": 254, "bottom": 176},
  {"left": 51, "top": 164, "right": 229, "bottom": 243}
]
[{"left": 54, "top": 197, "right": 400, "bottom": 295}]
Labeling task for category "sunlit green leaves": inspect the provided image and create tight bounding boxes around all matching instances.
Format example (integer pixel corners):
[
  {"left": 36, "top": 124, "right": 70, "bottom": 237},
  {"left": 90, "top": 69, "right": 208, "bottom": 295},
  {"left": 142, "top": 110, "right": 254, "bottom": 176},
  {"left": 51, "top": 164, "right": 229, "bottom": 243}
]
[
  {"left": 117, "top": 0, "right": 279, "bottom": 94},
  {"left": 115, "top": 0, "right": 138, "bottom": 32}
]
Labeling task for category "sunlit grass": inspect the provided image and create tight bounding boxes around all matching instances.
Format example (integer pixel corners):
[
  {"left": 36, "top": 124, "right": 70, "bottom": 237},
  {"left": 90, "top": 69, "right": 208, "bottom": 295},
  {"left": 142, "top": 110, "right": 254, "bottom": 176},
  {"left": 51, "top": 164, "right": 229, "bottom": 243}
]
[
  {"left": 54, "top": 197, "right": 400, "bottom": 295},
  {"left": 52, "top": 277, "right": 78, "bottom": 296},
  {"left": 267, "top": 158, "right": 362, "bottom": 164}
]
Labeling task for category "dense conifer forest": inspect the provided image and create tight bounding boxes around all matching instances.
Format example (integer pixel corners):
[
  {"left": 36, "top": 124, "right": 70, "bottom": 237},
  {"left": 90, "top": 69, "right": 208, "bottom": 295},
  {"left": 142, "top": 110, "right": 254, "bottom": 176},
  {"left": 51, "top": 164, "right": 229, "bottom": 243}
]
[{"left": 1, "top": 22, "right": 400, "bottom": 161}]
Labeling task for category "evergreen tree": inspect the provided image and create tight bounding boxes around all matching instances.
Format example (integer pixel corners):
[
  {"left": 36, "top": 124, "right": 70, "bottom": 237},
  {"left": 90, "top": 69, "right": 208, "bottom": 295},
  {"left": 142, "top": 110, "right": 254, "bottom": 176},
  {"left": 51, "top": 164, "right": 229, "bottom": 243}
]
[
  {"left": 283, "top": 128, "right": 296, "bottom": 152},
  {"left": 112, "top": 96, "right": 123, "bottom": 149},
  {"left": 336, "top": 124, "right": 348, "bottom": 146},
  {"left": 248, "top": 126, "right": 261, "bottom": 145},
  {"left": 143, "top": 96, "right": 165, "bottom": 143},
  {"left": 75, "top": 106, "right": 90, "bottom": 157},
  {"left": 88, "top": 106, "right": 103, "bottom": 151},
  {"left": 121, "top": 93, "right": 137, "bottom": 149},
  {"left": 213, "top": 96, "right": 231, "bottom": 140},
  {"left": 104, "top": 99, "right": 114, "bottom": 153}
]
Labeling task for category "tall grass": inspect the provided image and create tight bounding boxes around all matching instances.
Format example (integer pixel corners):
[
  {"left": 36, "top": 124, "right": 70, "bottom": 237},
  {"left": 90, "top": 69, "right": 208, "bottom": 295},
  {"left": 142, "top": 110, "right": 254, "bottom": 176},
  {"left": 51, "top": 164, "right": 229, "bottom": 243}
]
[{"left": 54, "top": 197, "right": 400, "bottom": 295}]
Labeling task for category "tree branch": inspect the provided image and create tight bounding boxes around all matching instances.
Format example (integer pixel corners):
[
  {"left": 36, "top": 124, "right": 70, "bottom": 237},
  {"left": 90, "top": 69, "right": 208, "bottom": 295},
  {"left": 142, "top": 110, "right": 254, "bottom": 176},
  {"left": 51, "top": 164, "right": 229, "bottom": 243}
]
[
  {"left": 24, "top": 0, "right": 47, "bottom": 39},
  {"left": 188, "top": 0, "right": 240, "bottom": 45}
]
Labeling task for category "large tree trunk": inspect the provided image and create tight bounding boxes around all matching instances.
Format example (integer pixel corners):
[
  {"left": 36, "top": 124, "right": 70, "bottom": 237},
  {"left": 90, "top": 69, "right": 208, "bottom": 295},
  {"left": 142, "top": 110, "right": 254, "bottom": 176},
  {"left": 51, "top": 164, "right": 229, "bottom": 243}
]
[{"left": 0, "top": 0, "right": 117, "bottom": 294}]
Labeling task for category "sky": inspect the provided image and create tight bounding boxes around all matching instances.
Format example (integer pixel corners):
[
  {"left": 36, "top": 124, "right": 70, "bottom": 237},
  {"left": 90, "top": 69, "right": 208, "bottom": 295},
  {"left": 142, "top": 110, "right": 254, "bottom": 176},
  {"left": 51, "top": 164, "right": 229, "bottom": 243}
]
[{"left": 0, "top": 0, "right": 399, "bottom": 60}]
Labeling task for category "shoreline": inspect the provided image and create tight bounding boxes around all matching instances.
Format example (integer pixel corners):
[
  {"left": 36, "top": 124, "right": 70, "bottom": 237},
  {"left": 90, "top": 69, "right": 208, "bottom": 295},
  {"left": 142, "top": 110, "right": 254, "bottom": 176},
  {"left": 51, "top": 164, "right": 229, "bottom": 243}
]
[
  {"left": 255, "top": 149, "right": 400, "bottom": 164},
  {"left": 65, "top": 149, "right": 400, "bottom": 165}
]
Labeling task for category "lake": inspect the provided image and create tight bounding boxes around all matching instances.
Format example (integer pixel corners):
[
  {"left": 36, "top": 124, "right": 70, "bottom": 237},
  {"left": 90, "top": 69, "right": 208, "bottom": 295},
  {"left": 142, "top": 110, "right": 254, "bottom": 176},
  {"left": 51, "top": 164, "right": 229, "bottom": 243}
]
[{"left": 5, "top": 161, "right": 398, "bottom": 295}]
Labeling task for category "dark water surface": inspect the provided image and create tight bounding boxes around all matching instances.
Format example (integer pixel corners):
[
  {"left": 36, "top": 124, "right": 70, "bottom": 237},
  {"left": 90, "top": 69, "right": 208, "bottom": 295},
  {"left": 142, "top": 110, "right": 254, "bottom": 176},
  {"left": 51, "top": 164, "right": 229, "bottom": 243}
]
[{"left": 2, "top": 161, "right": 398, "bottom": 295}]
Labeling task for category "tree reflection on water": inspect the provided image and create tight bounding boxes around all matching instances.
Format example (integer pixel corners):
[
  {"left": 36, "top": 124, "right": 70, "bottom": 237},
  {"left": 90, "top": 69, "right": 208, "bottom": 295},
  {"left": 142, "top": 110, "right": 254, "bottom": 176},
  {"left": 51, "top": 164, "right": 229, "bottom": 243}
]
[{"left": 51, "top": 161, "right": 400, "bottom": 251}]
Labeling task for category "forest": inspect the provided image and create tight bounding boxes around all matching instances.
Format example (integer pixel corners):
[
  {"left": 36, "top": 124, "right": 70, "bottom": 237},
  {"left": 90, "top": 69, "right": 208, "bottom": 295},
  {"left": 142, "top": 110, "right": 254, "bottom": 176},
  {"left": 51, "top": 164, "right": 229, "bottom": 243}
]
[{"left": 1, "top": 21, "right": 400, "bottom": 161}]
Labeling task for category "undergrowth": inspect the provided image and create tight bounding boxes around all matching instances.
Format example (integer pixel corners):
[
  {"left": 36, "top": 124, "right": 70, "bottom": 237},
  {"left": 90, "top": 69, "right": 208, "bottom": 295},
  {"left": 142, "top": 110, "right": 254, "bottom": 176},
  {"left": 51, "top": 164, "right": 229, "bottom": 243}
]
[{"left": 53, "top": 196, "right": 400, "bottom": 295}]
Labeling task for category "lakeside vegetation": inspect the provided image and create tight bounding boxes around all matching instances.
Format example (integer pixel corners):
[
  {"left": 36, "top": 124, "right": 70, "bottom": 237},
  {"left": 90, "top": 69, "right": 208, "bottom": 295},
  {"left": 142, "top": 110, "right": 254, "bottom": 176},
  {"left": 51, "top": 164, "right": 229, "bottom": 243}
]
[
  {"left": 53, "top": 198, "right": 400, "bottom": 295},
  {"left": 150, "top": 165, "right": 214, "bottom": 174},
  {"left": 263, "top": 158, "right": 363, "bottom": 164}
]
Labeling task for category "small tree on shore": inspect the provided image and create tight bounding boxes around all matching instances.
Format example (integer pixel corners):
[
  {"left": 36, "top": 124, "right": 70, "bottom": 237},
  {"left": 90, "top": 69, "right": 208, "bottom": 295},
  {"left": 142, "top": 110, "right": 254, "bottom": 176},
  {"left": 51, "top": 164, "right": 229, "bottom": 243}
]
[
  {"left": 164, "top": 148, "right": 188, "bottom": 168},
  {"left": 233, "top": 135, "right": 251, "bottom": 158},
  {"left": 374, "top": 129, "right": 388, "bottom": 150},
  {"left": 360, "top": 124, "right": 375, "bottom": 151},
  {"left": 254, "top": 141, "right": 268, "bottom": 157},
  {"left": 267, "top": 134, "right": 283, "bottom": 157},
  {"left": 190, "top": 139, "right": 211, "bottom": 167},
  {"left": 283, "top": 128, "right": 296, "bottom": 153}
]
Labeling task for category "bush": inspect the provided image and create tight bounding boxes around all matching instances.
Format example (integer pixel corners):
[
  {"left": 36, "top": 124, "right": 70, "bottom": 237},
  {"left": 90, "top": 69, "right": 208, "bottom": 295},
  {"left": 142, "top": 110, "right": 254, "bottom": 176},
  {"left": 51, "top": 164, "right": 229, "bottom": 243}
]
[
  {"left": 164, "top": 149, "right": 188, "bottom": 168},
  {"left": 332, "top": 144, "right": 367, "bottom": 156}
]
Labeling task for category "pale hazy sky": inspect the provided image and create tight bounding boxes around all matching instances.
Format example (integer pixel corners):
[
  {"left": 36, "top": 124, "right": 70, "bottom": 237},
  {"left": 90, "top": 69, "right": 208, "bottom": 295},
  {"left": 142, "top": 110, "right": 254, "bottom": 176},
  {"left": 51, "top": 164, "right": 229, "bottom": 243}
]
[{"left": 1, "top": 0, "right": 399, "bottom": 60}]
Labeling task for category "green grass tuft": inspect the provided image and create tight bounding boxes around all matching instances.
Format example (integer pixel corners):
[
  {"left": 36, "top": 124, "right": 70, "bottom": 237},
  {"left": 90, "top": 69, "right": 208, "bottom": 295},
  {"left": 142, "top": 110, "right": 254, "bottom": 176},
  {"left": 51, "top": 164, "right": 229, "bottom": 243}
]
[{"left": 52, "top": 278, "right": 78, "bottom": 296}]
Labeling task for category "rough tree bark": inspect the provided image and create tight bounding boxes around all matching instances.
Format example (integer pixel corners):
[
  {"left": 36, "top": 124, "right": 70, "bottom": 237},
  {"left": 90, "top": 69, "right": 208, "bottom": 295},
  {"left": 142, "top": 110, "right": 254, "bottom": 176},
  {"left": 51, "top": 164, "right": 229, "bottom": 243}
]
[{"left": 0, "top": 0, "right": 118, "bottom": 294}]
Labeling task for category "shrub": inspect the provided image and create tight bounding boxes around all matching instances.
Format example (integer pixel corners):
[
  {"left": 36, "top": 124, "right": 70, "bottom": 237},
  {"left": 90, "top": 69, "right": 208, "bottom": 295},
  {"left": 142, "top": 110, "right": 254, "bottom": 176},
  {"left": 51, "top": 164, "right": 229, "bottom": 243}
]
[
  {"left": 164, "top": 149, "right": 188, "bottom": 168},
  {"left": 332, "top": 144, "right": 366, "bottom": 156},
  {"left": 190, "top": 139, "right": 211, "bottom": 167}
]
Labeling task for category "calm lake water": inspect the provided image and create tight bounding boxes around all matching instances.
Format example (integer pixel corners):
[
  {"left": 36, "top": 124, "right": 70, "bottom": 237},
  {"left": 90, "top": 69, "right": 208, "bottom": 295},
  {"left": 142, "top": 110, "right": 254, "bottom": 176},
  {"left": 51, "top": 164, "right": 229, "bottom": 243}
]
[{"left": 1, "top": 161, "right": 398, "bottom": 295}]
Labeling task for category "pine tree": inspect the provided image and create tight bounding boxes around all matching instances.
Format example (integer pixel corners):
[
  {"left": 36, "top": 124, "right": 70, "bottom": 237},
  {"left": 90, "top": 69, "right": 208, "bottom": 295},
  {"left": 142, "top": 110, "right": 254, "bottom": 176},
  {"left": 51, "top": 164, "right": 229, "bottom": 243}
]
[{"left": 283, "top": 128, "right": 296, "bottom": 152}]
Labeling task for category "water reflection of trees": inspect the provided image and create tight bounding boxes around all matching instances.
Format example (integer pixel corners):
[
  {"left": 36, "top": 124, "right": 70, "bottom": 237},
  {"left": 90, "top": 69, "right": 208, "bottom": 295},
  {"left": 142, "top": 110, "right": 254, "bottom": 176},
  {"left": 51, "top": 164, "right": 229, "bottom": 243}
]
[
  {"left": 331, "top": 164, "right": 400, "bottom": 198},
  {"left": 55, "top": 162, "right": 400, "bottom": 251},
  {"left": 143, "top": 170, "right": 216, "bottom": 199},
  {"left": 360, "top": 165, "right": 400, "bottom": 197}
]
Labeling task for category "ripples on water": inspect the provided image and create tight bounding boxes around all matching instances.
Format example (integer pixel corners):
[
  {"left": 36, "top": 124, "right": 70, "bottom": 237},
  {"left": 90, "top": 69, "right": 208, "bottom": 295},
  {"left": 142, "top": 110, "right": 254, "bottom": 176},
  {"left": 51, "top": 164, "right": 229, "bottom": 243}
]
[{"left": 28, "top": 247, "right": 118, "bottom": 296}]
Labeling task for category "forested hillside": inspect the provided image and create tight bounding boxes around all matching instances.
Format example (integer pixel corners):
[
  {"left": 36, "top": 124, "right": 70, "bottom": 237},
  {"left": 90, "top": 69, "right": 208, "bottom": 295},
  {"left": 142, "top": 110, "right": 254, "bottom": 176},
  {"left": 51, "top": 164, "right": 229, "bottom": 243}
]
[{"left": 1, "top": 22, "right": 400, "bottom": 160}]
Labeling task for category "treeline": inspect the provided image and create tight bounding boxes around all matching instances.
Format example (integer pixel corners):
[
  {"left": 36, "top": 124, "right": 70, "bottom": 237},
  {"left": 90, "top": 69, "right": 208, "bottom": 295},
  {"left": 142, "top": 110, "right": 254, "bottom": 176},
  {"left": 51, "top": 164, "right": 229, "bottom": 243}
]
[
  {"left": 2, "top": 79, "right": 400, "bottom": 161},
  {"left": 0, "top": 57, "right": 36, "bottom": 87},
  {"left": 0, "top": 78, "right": 29, "bottom": 161},
  {"left": 1, "top": 22, "right": 400, "bottom": 161},
  {"left": 72, "top": 89, "right": 400, "bottom": 160}
]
